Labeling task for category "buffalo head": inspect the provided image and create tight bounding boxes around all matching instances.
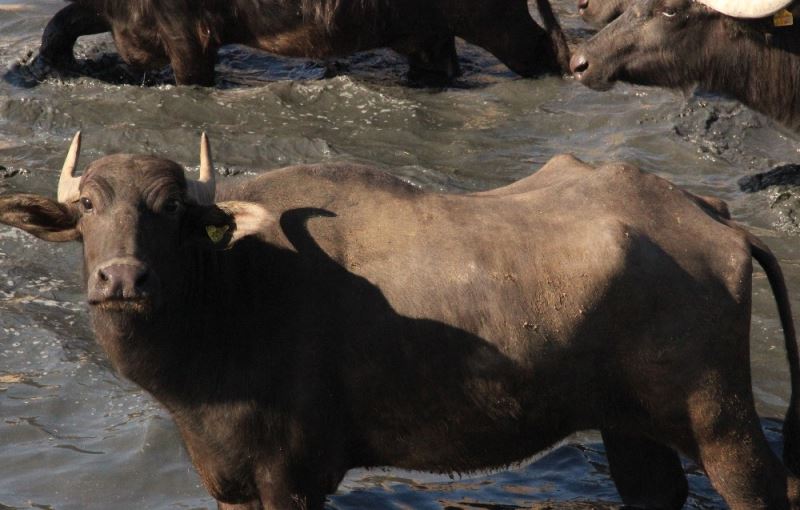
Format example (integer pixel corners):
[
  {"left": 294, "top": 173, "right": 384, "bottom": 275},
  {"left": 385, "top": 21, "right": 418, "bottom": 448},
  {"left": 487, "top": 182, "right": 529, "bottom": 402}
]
[
  {"left": 0, "top": 134, "right": 272, "bottom": 318},
  {"left": 571, "top": 0, "right": 796, "bottom": 91}
]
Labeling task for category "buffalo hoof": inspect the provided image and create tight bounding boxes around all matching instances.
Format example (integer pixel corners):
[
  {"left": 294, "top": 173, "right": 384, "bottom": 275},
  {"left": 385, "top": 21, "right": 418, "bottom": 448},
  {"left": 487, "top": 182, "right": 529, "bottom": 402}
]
[
  {"left": 406, "top": 69, "right": 453, "bottom": 87},
  {"left": 322, "top": 60, "right": 349, "bottom": 79},
  {"left": 2, "top": 51, "right": 78, "bottom": 87},
  {"left": 37, "top": 49, "right": 80, "bottom": 72},
  {"left": 406, "top": 60, "right": 461, "bottom": 87},
  {"left": 27, "top": 52, "right": 80, "bottom": 81}
]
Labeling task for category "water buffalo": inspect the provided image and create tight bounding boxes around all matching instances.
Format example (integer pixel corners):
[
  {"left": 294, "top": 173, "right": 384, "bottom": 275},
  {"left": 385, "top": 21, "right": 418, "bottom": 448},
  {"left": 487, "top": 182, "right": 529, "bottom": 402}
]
[
  {"left": 571, "top": 0, "right": 800, "bottom": 130},
  {"left": 34, "top": 0, "right": 570, "bottom": 85},
  {"left": 578, "top": 0, "right": 632, "bottom": 27},
  {"left": 2, "top": 133, "right": 800, "bottom": 509}
]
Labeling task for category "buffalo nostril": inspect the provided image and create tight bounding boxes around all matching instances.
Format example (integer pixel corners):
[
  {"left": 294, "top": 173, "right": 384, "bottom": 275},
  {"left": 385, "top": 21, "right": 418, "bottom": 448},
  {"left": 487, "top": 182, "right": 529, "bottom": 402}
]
[
  {"left": 98, "top": 269, "right": 109, "bottom": 282},
  {"left": 578, "top": 0, "right": 589, "bottom": 10},
  {"left": 570, "top": 54, "right": 589, "bottom": 75},
  {"left": 134, "top": 268, "right": 149, "bottom": 290}
]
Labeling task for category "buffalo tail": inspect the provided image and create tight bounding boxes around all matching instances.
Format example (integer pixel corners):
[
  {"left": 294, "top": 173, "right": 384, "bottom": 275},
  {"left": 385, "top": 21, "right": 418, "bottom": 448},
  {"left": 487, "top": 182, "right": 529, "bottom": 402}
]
[{"left": 747, "top": 230, "right": 800, "bottom": 476}]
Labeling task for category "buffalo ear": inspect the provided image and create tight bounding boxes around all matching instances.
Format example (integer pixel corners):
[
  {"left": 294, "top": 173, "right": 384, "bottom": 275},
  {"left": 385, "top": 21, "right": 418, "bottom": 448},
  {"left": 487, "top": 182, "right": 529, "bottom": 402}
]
[
  {"left": 0, "top": 193, "right": 80, "bottom": 242},
  {"left": 186, "top": 201, "right": 274, "bottom": 249}
]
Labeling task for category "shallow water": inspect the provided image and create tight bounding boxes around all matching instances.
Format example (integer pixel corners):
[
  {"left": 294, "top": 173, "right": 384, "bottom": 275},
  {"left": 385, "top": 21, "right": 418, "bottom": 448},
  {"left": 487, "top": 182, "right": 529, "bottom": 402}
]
[{"left": 0, "top": 1, "right": 798, "bottom": 509}]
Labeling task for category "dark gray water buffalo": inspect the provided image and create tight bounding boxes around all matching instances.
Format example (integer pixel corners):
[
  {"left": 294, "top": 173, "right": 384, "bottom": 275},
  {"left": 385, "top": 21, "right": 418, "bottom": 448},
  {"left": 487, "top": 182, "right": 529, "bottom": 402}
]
[
  {"left": 2, "top": 134, "right": 800, "bottom": 509},
  {"left": 35, "top": 0, "right": 570, "bottom": 85},
  {"left": 571, "top": 0, "right": 800, "bottom": 130},
  {"left": 578, "top": 0, "right": 632, "bottom": 27}
]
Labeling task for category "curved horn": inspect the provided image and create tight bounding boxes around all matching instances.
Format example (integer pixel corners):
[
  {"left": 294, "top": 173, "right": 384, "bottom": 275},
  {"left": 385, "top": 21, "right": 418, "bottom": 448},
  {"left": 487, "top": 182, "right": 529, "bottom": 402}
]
[
  {"left": 57, "top": 132, "right": 82, "bottom": 203},
  {"left": 187, "top": 132, "right": 216, "bottom": 204},
  {"left": 697, "top": 0, "right": 792, "bottom": 18}
]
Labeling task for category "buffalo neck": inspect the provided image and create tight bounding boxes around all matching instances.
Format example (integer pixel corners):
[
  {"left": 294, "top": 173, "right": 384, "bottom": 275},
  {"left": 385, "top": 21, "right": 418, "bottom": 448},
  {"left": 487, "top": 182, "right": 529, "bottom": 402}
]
[{"left": 703, "top": 27, "right": 800, "bottom": 131}]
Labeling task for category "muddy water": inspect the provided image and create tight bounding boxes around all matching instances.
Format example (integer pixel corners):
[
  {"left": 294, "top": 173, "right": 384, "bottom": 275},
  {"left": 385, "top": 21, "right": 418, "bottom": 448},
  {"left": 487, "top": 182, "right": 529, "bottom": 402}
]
[{"left": 0, "top": 1, "right": 798, "bottom": 508}]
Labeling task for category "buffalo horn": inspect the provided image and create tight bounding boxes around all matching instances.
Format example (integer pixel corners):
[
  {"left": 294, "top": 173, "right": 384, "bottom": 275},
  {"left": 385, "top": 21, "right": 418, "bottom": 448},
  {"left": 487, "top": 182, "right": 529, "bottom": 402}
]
[
  {"left": 57, "top": 132, "right": 82, "bottom": 203},
  {"left": 697, "top": 0, "right": 792, "bottom": 18},
  {"left": 187, "top": 132, "right": 216, "bottom": 204}
]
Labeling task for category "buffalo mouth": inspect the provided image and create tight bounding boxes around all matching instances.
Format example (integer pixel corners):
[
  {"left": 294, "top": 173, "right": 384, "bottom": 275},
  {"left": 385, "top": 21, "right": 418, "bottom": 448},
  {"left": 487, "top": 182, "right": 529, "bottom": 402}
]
[
  {"left": 573, "top": 66, "right": 617, "bottom": 91},
  {"left": 570, "top": 52, "right": 617, "bottom": 91},
  {"left": 89, "top": 296, "right": 154, "bottom": 314},
  {"left": 575, "top": 72, "right": 616, "bottom": 91}
]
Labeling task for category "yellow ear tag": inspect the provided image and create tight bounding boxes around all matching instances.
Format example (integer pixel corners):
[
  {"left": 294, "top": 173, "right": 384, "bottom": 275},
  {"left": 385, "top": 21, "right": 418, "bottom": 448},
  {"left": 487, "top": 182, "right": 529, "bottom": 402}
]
[
  {"left": 774, "top": 9, "right": 794, "bottom": 27},
  {"left": 206, "top": 224, "right": 230, "bottom": 244}
]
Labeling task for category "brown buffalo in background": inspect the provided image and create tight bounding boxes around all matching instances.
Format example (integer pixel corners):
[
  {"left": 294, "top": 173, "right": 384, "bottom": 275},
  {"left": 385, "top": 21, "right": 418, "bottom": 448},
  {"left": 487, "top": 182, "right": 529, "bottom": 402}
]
[
  {"left": 35, "top": 0, "right": 570, "bottom": 85},
  {"left": 571, "top": 0, "right": 800, "bottom": 131}
]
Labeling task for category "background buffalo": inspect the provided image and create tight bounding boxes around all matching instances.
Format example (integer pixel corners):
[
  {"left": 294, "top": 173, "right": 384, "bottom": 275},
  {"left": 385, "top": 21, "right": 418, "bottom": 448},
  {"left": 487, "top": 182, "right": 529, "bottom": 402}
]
[{"left": 34, "top": 0, "right": 570, "bottom": 85}]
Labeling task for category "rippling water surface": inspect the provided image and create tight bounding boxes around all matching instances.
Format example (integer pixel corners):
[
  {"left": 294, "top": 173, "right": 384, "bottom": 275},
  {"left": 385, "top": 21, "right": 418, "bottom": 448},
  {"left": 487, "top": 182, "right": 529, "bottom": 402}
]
[{"left": 1, "top": 1, "right": 799, "bottom": 508}]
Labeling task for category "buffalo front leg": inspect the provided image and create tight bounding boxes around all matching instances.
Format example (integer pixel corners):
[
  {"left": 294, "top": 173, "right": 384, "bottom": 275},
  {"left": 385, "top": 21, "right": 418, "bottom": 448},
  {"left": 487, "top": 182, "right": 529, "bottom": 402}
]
[
  {"left": 38, "top": 3, "right": 110, "bottom": 70},
  {"left": 601, "top": 429, "right": 687, "bottom": 509},
  {"left": 253, "top": 462, "right": 338, "bottom": 510},
  {"left": 167, "top": 45, "right": 217, "bottom": 87},
  {"left": 156, "top": 16, "right": 217, "bottom": 86}
]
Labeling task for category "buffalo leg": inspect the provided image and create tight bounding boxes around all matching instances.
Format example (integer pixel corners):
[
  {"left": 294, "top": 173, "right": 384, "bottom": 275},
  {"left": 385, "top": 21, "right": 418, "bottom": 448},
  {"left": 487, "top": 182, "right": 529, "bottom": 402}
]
[
  {"left": 401, "top": 34, "right": 460, "bottom": 84},
  {"left": 687, "top": 385, "right": 794, "bottom": 509},
  {"left": 601, "top": 430, "right": 687, "bottom": 509},
  {"left": 154, "top": 16, "right": 217, "bottom": 86},
  {"left": 165, "top": 40, "right": 216, "bottom": 86},
  {"left": 456, "top": 5, "right": 558, "bottom": 77},
  {"left": 253, "top": 466, "right": 327, "bottom": 510},
  {"left": 38, "top": 3, "right": 110, "bottom": 69}
]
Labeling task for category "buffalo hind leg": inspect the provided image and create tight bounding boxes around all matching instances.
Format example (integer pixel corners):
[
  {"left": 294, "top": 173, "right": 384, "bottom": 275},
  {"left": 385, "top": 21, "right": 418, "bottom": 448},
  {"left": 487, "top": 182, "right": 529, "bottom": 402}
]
[
  {"left": 38, "top": 3, "right": 110, "bottom": 70},
  {"left": 601, "top": 430, "right": 687, "bottom": 509},
  {"left": 688, "top": 386, "right": 795, "bottom": 509}
]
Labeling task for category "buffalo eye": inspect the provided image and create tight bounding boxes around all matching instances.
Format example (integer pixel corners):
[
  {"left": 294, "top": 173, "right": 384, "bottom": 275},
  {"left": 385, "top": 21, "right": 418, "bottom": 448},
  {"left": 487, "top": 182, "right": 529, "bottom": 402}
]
[
  {"left": 661, "top": 7, "right": 677, "bottom": 17},
  {"left": 80, "top": 197, "right": 94, "bottom": 212},
  {"left": 162, "top": 198, "right": 181, "bottom": 214}
]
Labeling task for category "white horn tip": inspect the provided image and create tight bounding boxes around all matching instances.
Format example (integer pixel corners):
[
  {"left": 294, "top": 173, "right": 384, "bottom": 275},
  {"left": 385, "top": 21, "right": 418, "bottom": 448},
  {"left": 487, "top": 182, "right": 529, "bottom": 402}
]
[
  {"left": 58, "top": 131, "right": 83, "bottom": 203},
  {"left": 70, "top": 131, "right": 82, "bottom": 148}
]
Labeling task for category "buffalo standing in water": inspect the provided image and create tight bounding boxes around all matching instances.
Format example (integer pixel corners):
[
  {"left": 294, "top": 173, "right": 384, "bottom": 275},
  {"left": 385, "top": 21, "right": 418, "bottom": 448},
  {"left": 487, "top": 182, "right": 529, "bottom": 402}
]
[
  {"left": 2, "top": 134, "right": 800, "bottom": 509},
  {"left": 35, "top": 0, "right": 570, "bottom": 85},
  {"left": 571, "top": 0, "right": 800, "bottom": 131}
]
